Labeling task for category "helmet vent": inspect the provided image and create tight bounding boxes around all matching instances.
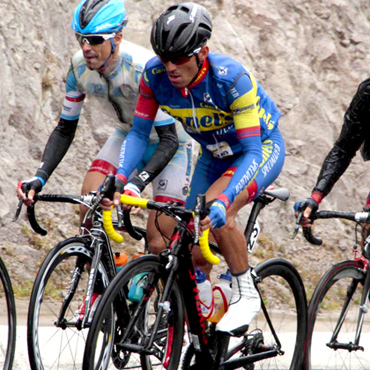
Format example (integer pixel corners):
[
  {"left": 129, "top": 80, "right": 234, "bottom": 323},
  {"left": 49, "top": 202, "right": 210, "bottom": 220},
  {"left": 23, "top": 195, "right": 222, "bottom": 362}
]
[{"left": 79, "top": 0, "right": 110, "bottom": 29}]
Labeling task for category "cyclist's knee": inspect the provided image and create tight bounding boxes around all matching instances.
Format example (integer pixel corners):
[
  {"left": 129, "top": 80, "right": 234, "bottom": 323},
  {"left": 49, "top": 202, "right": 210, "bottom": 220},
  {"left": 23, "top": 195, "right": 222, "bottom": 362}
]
[
  {"left": 212, "top": 216, "right": 238, "bottom": 237},
  {"left": 147, "top": 236, "right": 167, "bottom": 255}
]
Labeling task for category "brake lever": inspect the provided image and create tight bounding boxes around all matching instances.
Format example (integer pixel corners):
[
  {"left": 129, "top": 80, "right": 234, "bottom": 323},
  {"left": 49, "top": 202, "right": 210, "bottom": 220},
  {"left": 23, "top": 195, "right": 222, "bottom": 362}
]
[
  {"left": 13, "top": 198, "right": 24, "bottom": 222},
  {"left": 117, "top": 206, "right": 124, "bottom": 228},
  {"left": 292, "top": 210, "right": 303, "bottom": 239}
]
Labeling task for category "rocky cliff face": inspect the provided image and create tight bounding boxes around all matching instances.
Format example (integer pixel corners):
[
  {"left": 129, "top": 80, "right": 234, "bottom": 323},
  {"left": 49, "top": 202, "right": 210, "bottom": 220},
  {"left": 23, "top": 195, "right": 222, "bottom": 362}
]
[{"left": 1, "top": 0, "right": 370, "bottom": 295}]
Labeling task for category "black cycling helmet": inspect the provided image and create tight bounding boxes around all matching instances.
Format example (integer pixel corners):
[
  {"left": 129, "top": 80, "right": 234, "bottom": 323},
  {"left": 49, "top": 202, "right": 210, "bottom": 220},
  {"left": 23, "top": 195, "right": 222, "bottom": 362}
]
[{"left": 151, "top": 2, "right": 212, "bottom": 59}]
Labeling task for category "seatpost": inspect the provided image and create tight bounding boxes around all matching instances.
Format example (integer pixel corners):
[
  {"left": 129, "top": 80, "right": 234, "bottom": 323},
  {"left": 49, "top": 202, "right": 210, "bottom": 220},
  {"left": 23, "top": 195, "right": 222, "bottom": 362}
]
[{"left": 244, "top": 198, "right": 266, "bottom": 242}]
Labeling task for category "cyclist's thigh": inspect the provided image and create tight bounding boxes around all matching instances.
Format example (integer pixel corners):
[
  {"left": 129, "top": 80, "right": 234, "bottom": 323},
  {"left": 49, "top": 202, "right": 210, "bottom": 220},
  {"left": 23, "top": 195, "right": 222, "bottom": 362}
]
[
  {"left": 185, "top": 148, "right": 230, "bottom": 209},
  {"left": 87, "top": 127, "right": 126, "bottom": 175},
  {"left": 149, "top": 139, "right": 194, "bottom": 205}
]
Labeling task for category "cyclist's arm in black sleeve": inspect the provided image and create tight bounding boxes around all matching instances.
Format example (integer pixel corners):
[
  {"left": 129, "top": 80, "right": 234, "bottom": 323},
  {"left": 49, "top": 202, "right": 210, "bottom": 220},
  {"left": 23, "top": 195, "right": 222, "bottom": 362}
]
[
  {"left": 35, "top": 117, "right": 78, "bottom": 183},
  {"left": 130, "top": 123, "right": 179, "bottom": 192},
  {"left": 313, "top": 78, "right": 370, "bottom": 197}
]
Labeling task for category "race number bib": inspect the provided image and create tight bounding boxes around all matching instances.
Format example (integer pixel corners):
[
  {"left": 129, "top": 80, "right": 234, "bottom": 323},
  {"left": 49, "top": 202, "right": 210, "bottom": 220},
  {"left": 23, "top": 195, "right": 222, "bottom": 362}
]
[{"left": 206, "top": 141, "right": 234, "bottom": 159}]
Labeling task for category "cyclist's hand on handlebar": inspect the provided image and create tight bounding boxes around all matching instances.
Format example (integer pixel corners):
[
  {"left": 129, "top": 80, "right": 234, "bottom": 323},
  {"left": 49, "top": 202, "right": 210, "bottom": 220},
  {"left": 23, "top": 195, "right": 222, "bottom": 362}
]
[
  {"left": 123, "top": 183, "right": 141, "bottom": 214},
  {"left": 99, "top": 197, "right": 114, "bottom": 210},
  {"left": 113, "top": 181, "right": 141, "bottom": 213},
  {"left": 294, "top": 198, "right": 319, "bottom": 228},
  {"left": 203, "top": 199, "right": 227, "bottom": 230},
  {"left": 17, "top": 177, "right": 43, "bottom": 206}
]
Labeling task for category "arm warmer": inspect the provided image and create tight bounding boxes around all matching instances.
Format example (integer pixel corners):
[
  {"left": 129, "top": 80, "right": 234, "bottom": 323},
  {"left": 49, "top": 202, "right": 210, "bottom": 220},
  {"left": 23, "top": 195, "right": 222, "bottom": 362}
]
[
  {"left": 313, "top": 78, "right": 370, "bottom": 197},
  {"left": 35, "top": 118, "right": 78, "bottom": 183},
  {"left": 131, "top": 123, "right": 179, "bottom": 192}
]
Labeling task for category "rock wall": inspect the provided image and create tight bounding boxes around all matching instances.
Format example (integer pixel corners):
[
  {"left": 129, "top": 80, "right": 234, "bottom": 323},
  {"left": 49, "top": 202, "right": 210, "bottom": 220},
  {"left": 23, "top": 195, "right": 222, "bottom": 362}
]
[{"left": 1, "top": 0, "right": 370, "bottom": 294}]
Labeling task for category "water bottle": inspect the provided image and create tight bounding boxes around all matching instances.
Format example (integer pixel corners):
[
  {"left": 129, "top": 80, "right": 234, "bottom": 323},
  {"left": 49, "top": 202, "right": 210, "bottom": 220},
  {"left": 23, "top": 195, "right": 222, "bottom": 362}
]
[
  {"left": 195, "top": 268, "right": 213, "bottom": 318},
  {"left": 127, "top": 252, "right": 147, "bottom": 302},
  {"left": 114, "top": 252, "right": 128, "bottom": 272},
  {"left": 209, "top": 269, "right": 232, "bottom": 323}
]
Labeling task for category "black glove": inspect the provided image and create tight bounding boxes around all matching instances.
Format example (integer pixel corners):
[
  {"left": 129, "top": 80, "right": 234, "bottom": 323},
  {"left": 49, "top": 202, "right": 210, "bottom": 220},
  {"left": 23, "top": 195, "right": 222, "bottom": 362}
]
[
  {"left": 18, "top": 176, "right": 44, "bottom": 195},
  {"left": 293, "top": 198, "right": 319, "bottom": 215}
]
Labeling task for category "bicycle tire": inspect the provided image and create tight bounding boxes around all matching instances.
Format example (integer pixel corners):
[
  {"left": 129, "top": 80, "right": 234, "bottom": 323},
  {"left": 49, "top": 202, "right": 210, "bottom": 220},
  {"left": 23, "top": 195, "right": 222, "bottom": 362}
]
[
  {"left": 0, "top": 256, "right": 16, "bottom": 370},
  {"left": 27, "top": 237, "right": 111, "bottom": 370},
  {"left": 83, "top": 255, "right": 185, "bottom": 370},
  {"left": 304, "top": 259, "right": 369, "bottom": 370},
  {"left": 250, "top": 258, "right": 307, "bottom": 369}
]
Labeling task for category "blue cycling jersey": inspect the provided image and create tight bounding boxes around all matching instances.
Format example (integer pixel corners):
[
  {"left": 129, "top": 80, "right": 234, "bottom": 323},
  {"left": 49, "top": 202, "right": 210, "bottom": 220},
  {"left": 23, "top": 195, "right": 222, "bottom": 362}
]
[{"left": 118, "top": 53, "right": 282, "bottom": 206}]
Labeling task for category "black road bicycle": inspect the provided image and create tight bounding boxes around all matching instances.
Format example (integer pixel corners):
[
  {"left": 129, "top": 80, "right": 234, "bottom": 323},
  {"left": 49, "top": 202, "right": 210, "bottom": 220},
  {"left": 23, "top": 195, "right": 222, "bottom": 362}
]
[
  {"left": 0, "top": 255, "right": 16, "bottom": 370},
  {"left": 13, "top": 175, "right": 149, "bottom": 370},
  {"left": 83, "top": 187, "right": 307, "bottom": 370},
  {"left": 294, "top": 209, "right": 370, "bottom": 370}
]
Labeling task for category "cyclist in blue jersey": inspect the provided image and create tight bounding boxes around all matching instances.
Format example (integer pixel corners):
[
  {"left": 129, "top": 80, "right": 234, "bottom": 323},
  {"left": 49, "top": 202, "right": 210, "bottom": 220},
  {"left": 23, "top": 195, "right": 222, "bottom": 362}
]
[
  {"left": 16, "top": 0, "right": 193, "bottom": 255},
  {"left": 110, "top": 2, "right": 286, "bottom": 336}
]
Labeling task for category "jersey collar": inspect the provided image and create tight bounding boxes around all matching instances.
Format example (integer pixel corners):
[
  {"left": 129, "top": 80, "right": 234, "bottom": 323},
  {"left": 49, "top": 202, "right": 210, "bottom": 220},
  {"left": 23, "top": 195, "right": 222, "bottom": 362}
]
[{"left": 180, "top": 58, "right": 209, "bottom": 98}]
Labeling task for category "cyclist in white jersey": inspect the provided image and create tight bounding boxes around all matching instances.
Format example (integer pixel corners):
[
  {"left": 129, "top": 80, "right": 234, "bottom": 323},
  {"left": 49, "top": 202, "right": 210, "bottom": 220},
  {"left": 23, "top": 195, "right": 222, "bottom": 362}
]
[{"left": 17, "top": 0, "right": 193, "bottom": 254}]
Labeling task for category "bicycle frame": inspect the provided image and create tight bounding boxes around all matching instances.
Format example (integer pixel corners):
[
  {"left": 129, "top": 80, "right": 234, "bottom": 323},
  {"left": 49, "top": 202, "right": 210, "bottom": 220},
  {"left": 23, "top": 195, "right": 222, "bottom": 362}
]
[{"left": 137, "top": 193, "right": 292, "bottom": 369}]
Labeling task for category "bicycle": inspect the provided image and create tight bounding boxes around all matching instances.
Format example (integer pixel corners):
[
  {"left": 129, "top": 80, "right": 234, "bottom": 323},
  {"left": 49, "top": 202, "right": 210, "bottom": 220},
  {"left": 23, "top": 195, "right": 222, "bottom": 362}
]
[
  {"left": 13, "top": 174, "right": 150, "bottom": 370},
  {"left": 0, "top": 255, "right": 16, "bottom": 370},
  {"left": 83, "top": 187, "right": 307, "bottom": 370},
  {"left": 294, "top": 208, "right": 370, "bottom": 369}
]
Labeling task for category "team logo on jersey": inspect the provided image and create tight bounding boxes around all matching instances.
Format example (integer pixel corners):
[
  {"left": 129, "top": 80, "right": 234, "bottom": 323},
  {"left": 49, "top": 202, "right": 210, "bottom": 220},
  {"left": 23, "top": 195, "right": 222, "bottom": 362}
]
[
  {"left": 230, "top": 87, "right": 239, "bottom": 98},
  {"left": 139, "top": 171, "right": 150, "bottom": 182},
  {"left": 219, "top": 67, "right": 228, "bottom": 75},
  {"left": 158, "top": 179, "right": 168, "bottom": 190},
  {"left": 203, "top": 92, "right": 213, "bottom": 104}
]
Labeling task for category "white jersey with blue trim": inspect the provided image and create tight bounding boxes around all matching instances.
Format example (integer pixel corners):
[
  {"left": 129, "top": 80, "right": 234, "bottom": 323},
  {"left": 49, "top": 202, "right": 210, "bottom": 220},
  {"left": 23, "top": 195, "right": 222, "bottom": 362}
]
[{"left": 61, "top": 39, "right": 187, "bottom": 143}]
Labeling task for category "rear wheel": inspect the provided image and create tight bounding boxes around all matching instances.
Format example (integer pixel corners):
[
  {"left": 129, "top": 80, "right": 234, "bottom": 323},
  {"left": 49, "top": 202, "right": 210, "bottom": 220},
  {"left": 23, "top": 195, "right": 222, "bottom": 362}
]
[
  {"left": 27, "top": 237, "right": 110, "bottom": 370},
  {"left": 224, "top": 258, "right": 307, "bottom": 369},
  {"left": 304, "top": 260, "right": 369, "bottom": 370},
  {"left": 83, "top": 255, "right": 185, "bottom": 370},
  {"left": 0, "top": 256, "right": 16, "bottom": 370}
]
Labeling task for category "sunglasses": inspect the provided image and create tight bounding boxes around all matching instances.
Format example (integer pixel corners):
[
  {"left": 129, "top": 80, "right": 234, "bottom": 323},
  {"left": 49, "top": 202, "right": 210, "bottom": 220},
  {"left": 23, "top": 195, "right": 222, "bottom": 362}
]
[
  {"left": 158, "top": 47, "right": 203, "bottom": 66},
  {"left": 158, "top": 55, "right": 193, "bottom": 65},
  {"left": 75, "top": 32, "right": 116, "bottom": 46}
]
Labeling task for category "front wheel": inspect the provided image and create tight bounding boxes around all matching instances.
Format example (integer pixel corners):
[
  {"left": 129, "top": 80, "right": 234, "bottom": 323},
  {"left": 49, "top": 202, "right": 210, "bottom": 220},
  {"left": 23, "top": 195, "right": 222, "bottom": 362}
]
[
  {"left": 83, "top": 255, "right": 185, "bottom": 370},
  {"left": 27, "top": 237, "right": 110, "bottom": 370},
  {"left": 304, "top": 260, "right": 369, "bottom": 370},
  {"left": 0, "top": 256, "right": 16, "bottom": 370}
]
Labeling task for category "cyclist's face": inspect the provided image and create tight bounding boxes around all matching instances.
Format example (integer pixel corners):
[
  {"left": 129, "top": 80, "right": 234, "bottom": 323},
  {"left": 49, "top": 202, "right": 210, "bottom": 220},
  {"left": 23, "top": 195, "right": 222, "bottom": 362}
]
[
  {"left": 160, "top": 46, "right": 209, "bottom": 89},
  {"left": 78, "top": 33, "right": 122, "bottom": 70}
]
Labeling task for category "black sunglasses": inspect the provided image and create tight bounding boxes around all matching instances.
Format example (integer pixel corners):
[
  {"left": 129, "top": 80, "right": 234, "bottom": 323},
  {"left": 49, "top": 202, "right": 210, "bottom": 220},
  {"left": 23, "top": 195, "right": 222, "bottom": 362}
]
[{"left": 158, "top": 46, "right": 203, "bottom": 65}]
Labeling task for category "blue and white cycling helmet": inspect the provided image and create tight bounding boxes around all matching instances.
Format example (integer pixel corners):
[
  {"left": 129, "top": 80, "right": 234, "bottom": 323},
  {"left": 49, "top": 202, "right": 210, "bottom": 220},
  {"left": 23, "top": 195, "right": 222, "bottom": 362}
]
[{"left": 72, "top": 0, "right": 128, "bottom": 35}]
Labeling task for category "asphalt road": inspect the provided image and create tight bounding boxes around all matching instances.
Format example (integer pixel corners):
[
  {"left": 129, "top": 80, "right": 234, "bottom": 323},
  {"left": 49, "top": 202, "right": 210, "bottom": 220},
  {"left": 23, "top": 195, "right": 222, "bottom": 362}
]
[{"left": 1, "top": 300, "right": 369, "bottom": 370}]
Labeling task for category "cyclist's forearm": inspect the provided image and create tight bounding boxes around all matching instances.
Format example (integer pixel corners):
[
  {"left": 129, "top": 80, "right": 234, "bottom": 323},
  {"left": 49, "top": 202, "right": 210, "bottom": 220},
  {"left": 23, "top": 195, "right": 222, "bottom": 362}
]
[
  {"left": 131, "top": 124, "right": 179, "bottom": 191},
  {"left": 35, "top": 118, "right": 78, "bottom": 183},
  {"left": 116, "top": 117, "right": 152, "bottom": 183},
  {"left": 312, "top": 144, "right": 352, "bottom": 199}
]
